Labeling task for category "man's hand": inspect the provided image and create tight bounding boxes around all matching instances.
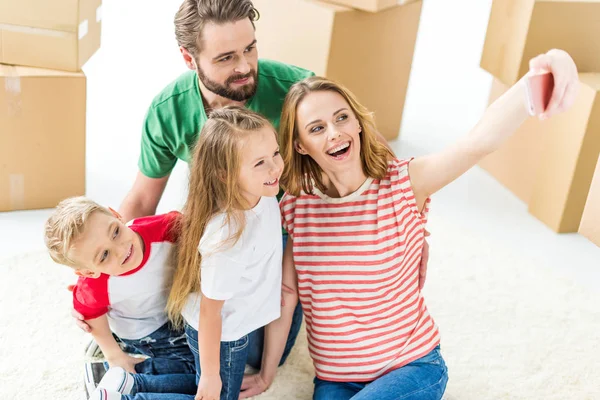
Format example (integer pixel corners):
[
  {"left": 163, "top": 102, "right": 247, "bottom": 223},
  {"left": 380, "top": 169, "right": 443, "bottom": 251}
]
[
  {"left": 239, "top": 373, "right": 270, "bottom": 399},
  {"left": 67, "top": 285, "right": 92, "bottom": 333},
  {"left": 419, "top": 230, "right": 431, "bottom": 290}
]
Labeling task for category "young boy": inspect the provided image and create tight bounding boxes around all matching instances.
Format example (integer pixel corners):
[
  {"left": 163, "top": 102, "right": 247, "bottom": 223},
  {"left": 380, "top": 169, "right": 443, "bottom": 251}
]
[{"left": 44, "top": 197, "right": 197, "bottom": 398}]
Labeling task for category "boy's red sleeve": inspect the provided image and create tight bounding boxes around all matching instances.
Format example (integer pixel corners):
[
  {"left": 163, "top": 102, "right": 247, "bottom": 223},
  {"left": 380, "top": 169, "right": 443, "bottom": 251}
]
[{"left": 72, "top": 275, "right": 110, "bottom": 320}]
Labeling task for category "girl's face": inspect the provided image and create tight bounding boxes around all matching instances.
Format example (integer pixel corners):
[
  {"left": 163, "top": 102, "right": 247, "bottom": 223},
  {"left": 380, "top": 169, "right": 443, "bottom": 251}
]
[
  {"left": 237, "top": 126, "right": 284, "bottom": 208},
  {"left": 294, "top": 90, "right": 362, "bottom": 175}
]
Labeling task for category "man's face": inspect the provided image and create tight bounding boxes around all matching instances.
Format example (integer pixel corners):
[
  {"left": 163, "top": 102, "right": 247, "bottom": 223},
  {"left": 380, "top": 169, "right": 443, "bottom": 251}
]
[{"left": 195, "top": 18, "right": 259, "bottom": 102}]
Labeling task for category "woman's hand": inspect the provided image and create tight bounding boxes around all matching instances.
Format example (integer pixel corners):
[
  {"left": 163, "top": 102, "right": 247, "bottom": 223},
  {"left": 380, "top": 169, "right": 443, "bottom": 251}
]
[
  {"left": 239, "top": 373, "right": 271, "bottom": 399},
  {"left": 528, "top": 49, "right": 579, "bottom": 120}
]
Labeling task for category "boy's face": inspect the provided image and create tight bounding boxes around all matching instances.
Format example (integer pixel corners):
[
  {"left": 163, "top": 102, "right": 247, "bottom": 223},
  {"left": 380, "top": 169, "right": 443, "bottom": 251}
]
[{"left": 70, "top": 211, "right": 144, "bottom": 278}]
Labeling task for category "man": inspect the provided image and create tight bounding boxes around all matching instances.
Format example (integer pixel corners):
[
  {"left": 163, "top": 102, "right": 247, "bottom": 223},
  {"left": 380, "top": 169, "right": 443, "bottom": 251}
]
[{"left": 75, "top": 0, "right": 430, "bottom": 398}]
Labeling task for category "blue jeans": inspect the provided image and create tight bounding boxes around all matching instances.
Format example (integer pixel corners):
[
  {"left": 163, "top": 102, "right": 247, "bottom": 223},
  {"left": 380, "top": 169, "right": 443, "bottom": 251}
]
[
  {"left": 185, "top": 324, "right": 251, "bottom": 400},
  {"left": 121, "top": 374, "right": 197, "bottom": 400},
  {"left": 117, "top": 322, "right": 195, "bottom": 376},
  {"left": 119, "top": 234, "right": 303, "bottom": 400},
  {"left": 313, "top": 346, "right": 448, "bottom": 400}
]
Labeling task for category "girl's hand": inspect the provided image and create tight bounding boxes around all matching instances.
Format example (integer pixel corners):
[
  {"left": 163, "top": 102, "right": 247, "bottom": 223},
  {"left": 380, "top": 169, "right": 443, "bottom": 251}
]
[
  {"left": 196, "top": 374, "right": 222, "bottom": 400},
  {"left": 528, "top": 49, "right": 579, "bottom": 120}
]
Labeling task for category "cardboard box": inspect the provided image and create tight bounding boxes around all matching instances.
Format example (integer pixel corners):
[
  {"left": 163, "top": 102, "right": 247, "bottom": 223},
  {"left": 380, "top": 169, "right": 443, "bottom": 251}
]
[
  {"left": 0, "top": 0, "right": 102, "bottom": 72},
  {"left": 480, "top": 0, "right": 600, "bottom": 86},
  {"left": 480, "top": 74, "right": 600, "bottom": 233},
  {"left": 479, "top": 78, "right": 544, "bottom": 203},
  {"left": 320, "top": 0, "right": 416, "bottom": 12},
  {"left": 253, "top": 0, "right": 422, "bottom": 140},
  {"left": 528, "top": 74, "right": 600, "bottom": 233},
  {"left": 579, "top": 155, "right": 600, "bottom": 247},
  {"left": 0, "top": 64, "right": 86, "bottom": 212}
]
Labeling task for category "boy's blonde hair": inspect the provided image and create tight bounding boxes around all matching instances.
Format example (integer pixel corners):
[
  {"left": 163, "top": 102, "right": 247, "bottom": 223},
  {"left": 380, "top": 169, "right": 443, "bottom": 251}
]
[{"left": 44, "top": 196, "right": 112, "bottom": 269}]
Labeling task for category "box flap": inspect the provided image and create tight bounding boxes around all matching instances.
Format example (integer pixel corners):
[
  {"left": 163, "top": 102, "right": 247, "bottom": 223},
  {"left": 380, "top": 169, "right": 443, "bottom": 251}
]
[
  {"left": 0, "top": 0, "right": 80, "bottom": 32},
  {"left": 0, "top": 63, "right": 84, "bottom": 78}
]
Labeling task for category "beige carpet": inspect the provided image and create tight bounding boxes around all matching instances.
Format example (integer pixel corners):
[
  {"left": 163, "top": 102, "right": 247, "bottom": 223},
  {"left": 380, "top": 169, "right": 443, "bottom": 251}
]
[{"left": 1, "top": 214, "right": 599, "bottom": 400}]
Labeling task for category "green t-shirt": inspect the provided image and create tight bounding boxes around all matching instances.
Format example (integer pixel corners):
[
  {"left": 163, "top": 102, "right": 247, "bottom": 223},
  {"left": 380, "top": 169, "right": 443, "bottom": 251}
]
[{"left": 138, "top": 59, "right": 314, "bottom": 179}]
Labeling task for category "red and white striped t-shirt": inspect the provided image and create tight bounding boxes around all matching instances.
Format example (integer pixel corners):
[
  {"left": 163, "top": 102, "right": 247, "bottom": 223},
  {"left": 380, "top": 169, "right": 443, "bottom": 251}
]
[{"left": 280, "top": 158, "right": 440, "bottom": 382}]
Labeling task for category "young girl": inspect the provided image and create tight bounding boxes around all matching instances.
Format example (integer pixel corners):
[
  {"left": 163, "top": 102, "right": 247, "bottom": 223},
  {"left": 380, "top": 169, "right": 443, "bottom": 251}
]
[
  {"left": 86, "top": 107, "right": 298, "bottom": 400},
  {"left": 243, "top": 49, "right": 578, "bottom": 400},
  {"left": 166, "top": 106, "right": 298, "bottom": 400}
]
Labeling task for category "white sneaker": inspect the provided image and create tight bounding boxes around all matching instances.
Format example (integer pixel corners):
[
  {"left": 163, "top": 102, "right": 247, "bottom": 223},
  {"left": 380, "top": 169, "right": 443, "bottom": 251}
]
[
  {"left": 97, "top": 367, "right": 134, "bottom": 394},
  {"left": 89, "top": 388, "right": 122, "bottom": 400},
  {"left": 84, "top": 360, "right": 109, "bottom": 398}
]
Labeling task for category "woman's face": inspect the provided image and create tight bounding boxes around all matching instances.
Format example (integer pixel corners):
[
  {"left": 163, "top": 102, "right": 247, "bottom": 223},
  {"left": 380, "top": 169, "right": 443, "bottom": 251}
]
[{"left": 294, "top": 90, "right": 362, "bottom": 175}]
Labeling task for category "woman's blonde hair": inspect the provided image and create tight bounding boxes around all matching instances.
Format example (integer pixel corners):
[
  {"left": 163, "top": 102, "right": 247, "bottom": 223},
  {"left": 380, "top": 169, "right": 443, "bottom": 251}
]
[
  {"left": 167, "top": 106, "right": 274, "bottom": 328},
  {"left": 279, "top": 76, "right": 393, "bottom": 197}
]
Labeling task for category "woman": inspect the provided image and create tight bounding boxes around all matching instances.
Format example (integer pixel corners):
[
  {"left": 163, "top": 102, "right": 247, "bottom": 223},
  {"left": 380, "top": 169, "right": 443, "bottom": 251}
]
[{"left": 246, "top": 49, "right": 578, "bottom": 400}]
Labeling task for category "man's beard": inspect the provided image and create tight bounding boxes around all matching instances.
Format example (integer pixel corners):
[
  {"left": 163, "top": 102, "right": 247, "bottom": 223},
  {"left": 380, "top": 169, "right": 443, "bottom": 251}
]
[{"left": 197, "top": 66, "right": 258, "bottom": 102}]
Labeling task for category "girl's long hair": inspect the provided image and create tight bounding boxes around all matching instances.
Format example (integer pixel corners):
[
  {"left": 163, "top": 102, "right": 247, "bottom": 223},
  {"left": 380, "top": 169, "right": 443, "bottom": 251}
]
[{"left": 167, "top": 106, "right": 273, "bottom": 328}]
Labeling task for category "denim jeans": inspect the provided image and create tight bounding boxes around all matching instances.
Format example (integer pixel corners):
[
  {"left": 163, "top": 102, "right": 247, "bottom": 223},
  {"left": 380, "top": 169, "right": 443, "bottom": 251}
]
[
  {"left": 117, "top": 322, "right": 196, "bottom": 376},
  {"left": 121, "top": 373, "right": 197, "bottom": 400},
  {"left": 118, "top": 233, "right": 303, "bottom": 400},
  {"left": 313, "top": 345, "right": 448, "bottom": 400},
  {"left": 185, "top": 324, "right": 251, "bottom": 400}
]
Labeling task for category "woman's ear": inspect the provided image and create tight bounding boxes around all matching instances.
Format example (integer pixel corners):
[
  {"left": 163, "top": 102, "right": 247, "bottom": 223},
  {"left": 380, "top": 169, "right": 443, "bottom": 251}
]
[
  {"left": 294, "top": 140, "right": 308, "bottom": 155},
  {"left": 217, "top": 169, "right": 228, "bottom": 183}
]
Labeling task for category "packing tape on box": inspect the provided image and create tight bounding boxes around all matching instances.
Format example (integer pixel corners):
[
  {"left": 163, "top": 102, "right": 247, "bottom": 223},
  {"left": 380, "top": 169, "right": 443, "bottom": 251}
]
[
  {"left": 0, "top": 21, "right": 91, "bottom": 41},
  {"left": 97, "top": 5, "right": 103, "bottom": 22},
  {"left": 3, "top": 65, "right": 21, "bottom": 117},
  {"left": 9, "top": 174, "right": 25, "bottom": 210},
  {"left": 78, "top": 20, "right": 88, "bottom": 40},
  {"left": 0, "top": 23, "right": 70, "bottom": 38}
]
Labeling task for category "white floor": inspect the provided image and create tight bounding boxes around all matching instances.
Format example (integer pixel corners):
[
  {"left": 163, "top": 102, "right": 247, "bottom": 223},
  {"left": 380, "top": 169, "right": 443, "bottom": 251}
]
[{"left": 1, "top": 0, "right": 599, "bottom": 292}]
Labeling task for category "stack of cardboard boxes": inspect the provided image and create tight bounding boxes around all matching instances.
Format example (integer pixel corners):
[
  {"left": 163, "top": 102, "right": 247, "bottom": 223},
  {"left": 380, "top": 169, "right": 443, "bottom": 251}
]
[
  {"left": 477, "top": 0, "right": 600, "bottom": 247},
  {"left": 251, "top": 0, "right": 423, "bottom": 140},
  {"left": 0, "top": 0, "right": 102, "bottom": 211}
]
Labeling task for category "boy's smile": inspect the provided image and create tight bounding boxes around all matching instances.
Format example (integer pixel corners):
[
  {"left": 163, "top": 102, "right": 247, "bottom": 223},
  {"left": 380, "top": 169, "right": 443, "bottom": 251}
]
[{"left": 69, "top": 210, "right": 145, "bottom": 278}]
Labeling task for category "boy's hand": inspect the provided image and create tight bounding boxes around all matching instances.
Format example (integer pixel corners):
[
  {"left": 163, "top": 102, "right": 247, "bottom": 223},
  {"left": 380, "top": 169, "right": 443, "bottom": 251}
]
[
  {"left": 107, "top": 353, "right": 144, "bottom": 374},
  {"left": 196, "top": 374, "right": 222, "bottom": 400}
]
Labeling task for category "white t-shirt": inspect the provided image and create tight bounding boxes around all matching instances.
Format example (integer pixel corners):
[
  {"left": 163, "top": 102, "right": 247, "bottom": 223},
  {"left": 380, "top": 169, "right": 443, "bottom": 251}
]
[{"left": 182, "top": 196, "right": 283, "bottom": 341}]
